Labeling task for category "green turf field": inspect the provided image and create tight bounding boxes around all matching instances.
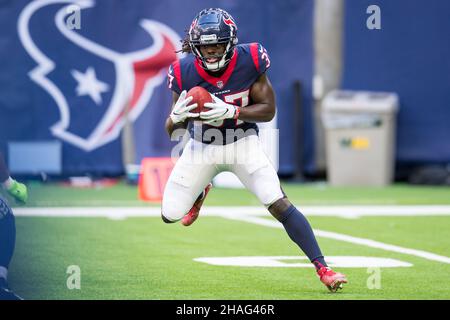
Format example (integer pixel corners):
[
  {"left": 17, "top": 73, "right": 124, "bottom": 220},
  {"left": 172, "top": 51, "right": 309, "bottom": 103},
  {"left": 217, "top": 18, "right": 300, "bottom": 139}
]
[
  {"left": 17, "top": 180, "right": 450, "bottom": 206},
  {"left": 4, "top": 181, "right": 450, "bottom": 300}
]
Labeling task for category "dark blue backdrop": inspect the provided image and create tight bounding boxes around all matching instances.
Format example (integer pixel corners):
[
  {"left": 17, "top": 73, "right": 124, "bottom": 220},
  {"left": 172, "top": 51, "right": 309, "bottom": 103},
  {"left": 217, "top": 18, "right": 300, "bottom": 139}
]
[
  {"left": 0, "top": 0, "right": 314, "bottom": 176},
  {"left": 342, "top": 0, "right": 450, "bottom": 165}
]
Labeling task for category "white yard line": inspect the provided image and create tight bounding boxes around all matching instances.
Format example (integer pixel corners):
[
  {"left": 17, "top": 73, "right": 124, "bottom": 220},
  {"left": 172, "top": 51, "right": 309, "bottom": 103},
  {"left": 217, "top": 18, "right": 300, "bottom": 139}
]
[
  {"left": 12, "top": 205, "right": 450, "bottom": 219},
  {"left": 222, "top": 214, "right": 450, "bottom": 264},
  {"left": 194, "top": 256, "right": 414, "bottom": 268}
]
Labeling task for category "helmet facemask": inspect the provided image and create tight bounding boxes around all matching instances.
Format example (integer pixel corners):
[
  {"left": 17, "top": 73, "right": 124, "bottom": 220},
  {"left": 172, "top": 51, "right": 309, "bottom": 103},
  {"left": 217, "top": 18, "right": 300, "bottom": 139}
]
[
  {"left": 191, "top": 40, "right": 235, "bottom": 72},
  {"left": 188, "top": 8, "right": 238, "bottom": 72}
]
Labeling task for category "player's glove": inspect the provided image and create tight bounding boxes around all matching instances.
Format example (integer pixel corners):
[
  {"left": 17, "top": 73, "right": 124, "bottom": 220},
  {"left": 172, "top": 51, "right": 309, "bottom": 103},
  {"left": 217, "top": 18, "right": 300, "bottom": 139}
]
[
  {"left": 200, "top": 95, "right": 240, "bottom": 124},
  {"left": 7, "top": 179, "right": 28, "bottom": 204},
  {"left": 170, "top": 90, "right": 200, "bottom": 124}
]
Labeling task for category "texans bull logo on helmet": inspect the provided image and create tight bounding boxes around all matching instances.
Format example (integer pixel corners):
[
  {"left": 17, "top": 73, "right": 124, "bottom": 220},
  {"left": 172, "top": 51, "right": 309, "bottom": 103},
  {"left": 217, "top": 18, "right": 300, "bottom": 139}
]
[{"left": 18, "top": 0, "right": 181, "bottom": 151}]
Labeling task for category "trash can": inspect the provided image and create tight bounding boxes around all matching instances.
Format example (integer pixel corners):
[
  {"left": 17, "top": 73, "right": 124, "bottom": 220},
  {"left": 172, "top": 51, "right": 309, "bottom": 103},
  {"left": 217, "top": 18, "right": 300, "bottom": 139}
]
[{"left": 322, "top": 90, "right": 399, "bottom": 186}]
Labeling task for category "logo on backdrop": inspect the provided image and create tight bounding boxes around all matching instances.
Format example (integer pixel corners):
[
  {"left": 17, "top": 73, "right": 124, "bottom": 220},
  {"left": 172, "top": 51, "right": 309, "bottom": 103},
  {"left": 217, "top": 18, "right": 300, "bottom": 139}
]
[{"left": 18, "top": 0, "right": 181, "bottom": 151}]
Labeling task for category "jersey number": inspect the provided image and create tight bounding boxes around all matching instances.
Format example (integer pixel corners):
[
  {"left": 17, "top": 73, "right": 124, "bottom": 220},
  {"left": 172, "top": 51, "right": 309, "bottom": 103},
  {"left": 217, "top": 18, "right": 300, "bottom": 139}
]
[
  {"left": 260, "top": 46, "right": 271, "bottom": 69},
  {"left": 207, "top": 90, "right": 250, "bottom": 127}
]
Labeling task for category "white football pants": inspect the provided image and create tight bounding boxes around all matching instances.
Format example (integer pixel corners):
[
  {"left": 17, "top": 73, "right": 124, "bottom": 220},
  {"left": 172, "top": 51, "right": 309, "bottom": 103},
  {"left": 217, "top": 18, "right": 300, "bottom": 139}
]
[{"left": 162, "top": 135, "right": 284, "bottom": 221}]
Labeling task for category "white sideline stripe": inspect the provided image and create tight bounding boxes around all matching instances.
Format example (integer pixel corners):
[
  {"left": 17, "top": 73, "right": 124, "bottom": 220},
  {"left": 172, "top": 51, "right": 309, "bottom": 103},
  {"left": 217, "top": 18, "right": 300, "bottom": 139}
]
[
  {"left": 12, "top": 206, "right": 450, "bottom": 264},
  {"left": 12, "top": 205, "right": 450, "bottom": 218},
  {"left": 222, "top": 215, "right": 450, "bottom": 264}
]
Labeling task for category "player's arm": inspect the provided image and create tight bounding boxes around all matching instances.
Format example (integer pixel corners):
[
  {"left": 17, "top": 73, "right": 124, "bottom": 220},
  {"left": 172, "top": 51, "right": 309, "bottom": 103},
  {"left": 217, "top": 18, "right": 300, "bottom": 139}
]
[
  {"left": 165, "top": 92, "right": 185, "bottom": 137},
  {"left": 165, "top": 91, "right": 199, "bottom": 137},
  {"left": 238, "top": 73, "right": 276, "bottom": 123}
]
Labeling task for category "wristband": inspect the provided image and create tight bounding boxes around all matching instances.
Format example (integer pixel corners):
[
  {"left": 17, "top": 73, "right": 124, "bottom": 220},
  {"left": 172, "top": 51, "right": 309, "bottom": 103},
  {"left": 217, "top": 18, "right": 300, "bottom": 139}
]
[{"left": 234, "top": 107, "right": 241, "bottom": 120}]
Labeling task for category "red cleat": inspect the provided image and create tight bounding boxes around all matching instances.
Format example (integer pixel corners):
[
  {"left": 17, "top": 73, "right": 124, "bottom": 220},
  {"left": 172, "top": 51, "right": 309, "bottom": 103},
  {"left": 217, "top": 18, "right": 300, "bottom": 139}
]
[
  {"left": 181, "top": 183, "right": 212, "bottom": 226},
  {"left": 317, "top": 266, "right": 348, "bottom": 292}
]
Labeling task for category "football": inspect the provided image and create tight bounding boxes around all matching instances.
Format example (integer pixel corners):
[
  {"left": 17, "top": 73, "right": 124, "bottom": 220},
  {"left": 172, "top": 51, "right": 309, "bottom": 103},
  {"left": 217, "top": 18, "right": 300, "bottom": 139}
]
[{"left": 186, "top": 86, "right": 213, "bottom": 113}]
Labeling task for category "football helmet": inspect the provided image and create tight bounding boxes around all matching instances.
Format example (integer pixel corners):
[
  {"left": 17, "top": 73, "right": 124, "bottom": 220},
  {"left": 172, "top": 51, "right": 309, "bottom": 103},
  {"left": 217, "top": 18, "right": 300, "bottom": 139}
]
[{"left": 188, "top": 8, "right": 238, "bottom": 71}]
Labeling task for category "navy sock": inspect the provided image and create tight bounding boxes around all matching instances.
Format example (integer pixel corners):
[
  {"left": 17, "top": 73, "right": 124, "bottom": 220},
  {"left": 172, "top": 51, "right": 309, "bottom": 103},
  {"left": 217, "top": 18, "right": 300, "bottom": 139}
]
[
  {"left": 0, "top": 199, "right": 16, "bottom": 269},
  {"left": 277, "top": 205, "right": 327, "bottom": 270}
]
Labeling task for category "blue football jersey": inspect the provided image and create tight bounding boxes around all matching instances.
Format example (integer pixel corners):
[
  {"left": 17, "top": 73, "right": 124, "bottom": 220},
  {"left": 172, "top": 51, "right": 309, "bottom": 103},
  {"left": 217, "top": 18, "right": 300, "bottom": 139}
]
[{"left": 167, "top": 43, "right": 271, "bottom": 144}]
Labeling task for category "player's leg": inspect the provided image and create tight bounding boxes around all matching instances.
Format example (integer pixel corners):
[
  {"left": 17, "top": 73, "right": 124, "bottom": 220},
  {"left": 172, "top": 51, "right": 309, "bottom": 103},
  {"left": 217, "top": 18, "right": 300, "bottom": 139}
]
[
  {"left": 267, "top": 197, "right": 347, "bottom": 291},
  {"left": 161, "top": 140, "right": 218, "bottom": 223},
  {"left": 0, "top": 153, "right": 28, "bottom": 204},
  {"left": 230, "top": 136, "right": 325, "bottom": 262},
  {"left": 180, "top": 182, "right": 212, "bottom": 226},
  {"left": 0, "top": 198, "right": 22, "bottom": 300},
  {"left": 231, "top": 136, "right": 347, "bottom": 291},
  {"left": 267, "top": 197, "right": 327, "bottom": 268}
]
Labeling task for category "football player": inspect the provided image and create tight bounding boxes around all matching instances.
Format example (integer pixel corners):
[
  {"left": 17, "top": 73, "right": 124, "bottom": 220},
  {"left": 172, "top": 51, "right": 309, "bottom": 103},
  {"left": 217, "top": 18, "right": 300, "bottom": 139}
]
[
  {"left": 0, "top": 153, "right": 23, "bottom": 300},
  {"left": 162, "top": 8, "right": 347, "bottom": 292},
  {"left": 0, "top": 153, "right": 28, "bottom": 204},
  {"left": 0, "top": 198, "right": 21, "bottom": 300}
]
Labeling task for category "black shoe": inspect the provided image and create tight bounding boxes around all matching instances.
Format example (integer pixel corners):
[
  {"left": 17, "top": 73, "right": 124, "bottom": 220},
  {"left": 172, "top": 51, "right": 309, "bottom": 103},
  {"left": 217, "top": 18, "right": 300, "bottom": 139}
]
[{"left": 0, "top": 279, "right": 23, "bottom": 300}]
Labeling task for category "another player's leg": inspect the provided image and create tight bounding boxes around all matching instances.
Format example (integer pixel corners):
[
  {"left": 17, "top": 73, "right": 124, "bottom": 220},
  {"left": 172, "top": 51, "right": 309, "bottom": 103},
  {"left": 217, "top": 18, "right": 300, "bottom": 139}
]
[
  {"left": 161, "top": 139, "right": 217, "bottom": 225},
  {"left": 0, "top": 154, "right": 28, "bottom": 204},
  {"left": 231, "top": 135, "right": 347, "bottom": 292},
  {"left": 0, "top": 198, "right": 22, "bottom": 300}
]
